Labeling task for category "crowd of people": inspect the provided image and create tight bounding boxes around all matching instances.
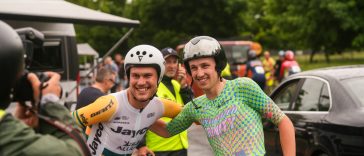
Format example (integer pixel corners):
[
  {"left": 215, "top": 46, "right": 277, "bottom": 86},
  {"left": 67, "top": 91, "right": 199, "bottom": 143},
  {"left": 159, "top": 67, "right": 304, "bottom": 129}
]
[
  {"left": 244, "top": 49, "right": 301, "bottom": 94},
  {"left": 1, "top": 18, "right": 297, "bottom": 156}
]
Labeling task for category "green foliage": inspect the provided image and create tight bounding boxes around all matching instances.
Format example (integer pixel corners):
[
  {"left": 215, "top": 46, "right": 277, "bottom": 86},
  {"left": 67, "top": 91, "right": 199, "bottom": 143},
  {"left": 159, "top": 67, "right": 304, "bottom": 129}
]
[
  {"left": 66, "top": 0, "right": 364, "bottom": 59},
  {"left": 296, "top": 51, "right": 364, "bottom": 71},
  {"left": 125, "top": 0, "right": 244, "bottom": 48},
  {"left": 66, "top": 0, "right": 129, "bottom": 56}
]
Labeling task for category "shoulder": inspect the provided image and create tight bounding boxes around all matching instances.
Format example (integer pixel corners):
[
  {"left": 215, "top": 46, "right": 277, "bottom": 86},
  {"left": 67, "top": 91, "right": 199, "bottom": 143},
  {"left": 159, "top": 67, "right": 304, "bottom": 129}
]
[
  {"left": 184, "top": 95, "right": 207, "bottom": 108},
  {"left": 230, "top": 78, "right": 258, "bottom": 90},
  {"left": 79, "top": 87, "right": 104, "bottom": 96},
  {"left": 151, "top": 96, "right": 166, "bottom": 107}
]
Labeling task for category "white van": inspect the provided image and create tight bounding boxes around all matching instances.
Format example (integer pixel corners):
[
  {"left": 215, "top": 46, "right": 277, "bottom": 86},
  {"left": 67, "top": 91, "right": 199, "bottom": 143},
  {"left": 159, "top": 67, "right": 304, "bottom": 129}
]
[{"left": 0, "top": 0, "right": 140, "bottom": 110}]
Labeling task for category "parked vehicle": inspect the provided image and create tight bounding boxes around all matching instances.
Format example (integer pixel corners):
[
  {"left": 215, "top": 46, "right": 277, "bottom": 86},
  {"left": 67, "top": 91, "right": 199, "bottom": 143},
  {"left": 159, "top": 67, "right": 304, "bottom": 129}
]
[
  {"left": 264, "top": 65, "right": 364, "bottom": 156},
  {"left": 77, "top": 43, "right": 99, "bottom": 91}
]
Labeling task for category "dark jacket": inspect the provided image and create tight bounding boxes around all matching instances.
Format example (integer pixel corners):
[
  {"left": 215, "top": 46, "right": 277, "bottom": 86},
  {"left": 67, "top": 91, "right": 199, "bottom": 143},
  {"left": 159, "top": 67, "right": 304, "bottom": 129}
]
[{"left": 0, "top": 102, "right": 84, "bottom": 156}]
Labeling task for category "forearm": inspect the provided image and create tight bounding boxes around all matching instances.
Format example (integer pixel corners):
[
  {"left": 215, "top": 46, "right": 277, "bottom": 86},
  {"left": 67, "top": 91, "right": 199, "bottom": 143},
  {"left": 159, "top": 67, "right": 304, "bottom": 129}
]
[
  {"left": 278, "top": 116, "right": 296, "bottom": 156},
  {"left": 149, "top": 119, "right": 171, "bottom": 138}
]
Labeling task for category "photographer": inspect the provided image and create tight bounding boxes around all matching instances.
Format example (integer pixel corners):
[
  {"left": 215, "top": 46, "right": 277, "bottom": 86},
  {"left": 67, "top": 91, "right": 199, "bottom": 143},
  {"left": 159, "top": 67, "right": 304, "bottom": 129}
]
[{"left": 0, "top": 21, "right": 88, "bottom": 156}]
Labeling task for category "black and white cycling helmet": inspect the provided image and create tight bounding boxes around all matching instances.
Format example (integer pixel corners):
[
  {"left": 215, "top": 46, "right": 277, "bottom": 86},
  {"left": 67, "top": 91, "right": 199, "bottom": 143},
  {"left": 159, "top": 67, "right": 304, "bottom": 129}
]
[
  {"left": 183, "top": 36, "right": 227, "bottom": 76},
  {"left": 124, "top": 45, "right": 165, "bottom": 83},
  {"left": 0, "top": 21, "right": 24, "bottom": 108}
]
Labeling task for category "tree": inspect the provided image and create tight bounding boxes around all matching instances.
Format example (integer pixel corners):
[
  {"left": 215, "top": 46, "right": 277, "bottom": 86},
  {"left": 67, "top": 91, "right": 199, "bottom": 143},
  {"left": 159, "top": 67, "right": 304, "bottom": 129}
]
[
  {"left": 262, "top": 0, "right": 364, "bottom": 62},
  {"left": 124, "top": 0, "right": 245, "bottom": 49},
  {"left": 66, "top": 0, "right": 129, "bottom": 56}
]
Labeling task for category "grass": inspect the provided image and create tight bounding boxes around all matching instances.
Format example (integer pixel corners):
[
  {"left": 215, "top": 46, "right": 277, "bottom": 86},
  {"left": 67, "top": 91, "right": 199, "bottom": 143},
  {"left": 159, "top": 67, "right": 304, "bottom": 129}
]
[{"left": 294, "top": 51, "right": 364, "bottom": 71}]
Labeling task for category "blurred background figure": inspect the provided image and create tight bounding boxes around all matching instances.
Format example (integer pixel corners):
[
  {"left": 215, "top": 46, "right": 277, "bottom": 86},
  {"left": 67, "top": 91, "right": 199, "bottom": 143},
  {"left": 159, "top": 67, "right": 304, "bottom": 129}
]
[
  {"left": 279, "top": 50, "right": 301, "bottom": 80},
  {"left": 274, "top": 50, "right": 286, "bottom": 84},
  {"left": 103, "top": 56, "right": 120, "bottom": 92},
  {"left": 262, "top": 51, "right": 276, "bottom": 93},
  {"left": 76, "top": 67, "right": 116, "bottom": 110},
  {"left": 245, "top": 50, "right": 266, "bottom": 90},
  {"left": 114, "top": 53, "right": 128, "bottom": 90}
]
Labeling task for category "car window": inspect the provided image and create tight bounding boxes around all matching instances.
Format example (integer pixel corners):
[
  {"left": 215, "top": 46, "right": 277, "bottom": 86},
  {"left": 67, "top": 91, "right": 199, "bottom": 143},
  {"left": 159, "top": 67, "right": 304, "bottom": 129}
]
[
  {"left": 223, "top": 45, "right": 250, "bottom": 64},
  {"left": 342, "top": 77, "right": 364, "bottom": 107},
  {"left": 28, "top": 39, "right": 63, "bottom": 71},
  {"left": 318, "top": 83, "right": 330, "bottom": 111},
  {"left": 272, "top": 79, "right": 300, "bottom": 110},
  {"left": 293, "top": 78, "right": 330, "bottom": 111}
]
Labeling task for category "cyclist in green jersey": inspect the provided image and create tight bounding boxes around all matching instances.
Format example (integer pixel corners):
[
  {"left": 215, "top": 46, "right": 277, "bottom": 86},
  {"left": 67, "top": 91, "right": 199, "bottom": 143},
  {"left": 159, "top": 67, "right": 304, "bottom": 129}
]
[{"left": 153, "top": 36, "right": 296, "bottom": 156}]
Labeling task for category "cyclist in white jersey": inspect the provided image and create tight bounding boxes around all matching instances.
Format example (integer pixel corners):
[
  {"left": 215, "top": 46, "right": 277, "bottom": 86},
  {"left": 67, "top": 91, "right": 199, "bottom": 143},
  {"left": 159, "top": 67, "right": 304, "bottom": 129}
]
[{"left": 72, "top": 45, "right": 182, "bottom": 156}]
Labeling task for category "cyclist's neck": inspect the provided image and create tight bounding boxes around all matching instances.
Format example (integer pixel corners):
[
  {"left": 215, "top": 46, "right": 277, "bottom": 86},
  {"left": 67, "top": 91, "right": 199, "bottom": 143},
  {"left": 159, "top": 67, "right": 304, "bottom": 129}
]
[{"left": 205, "top": 79, "right": 226, "bottom": 100}]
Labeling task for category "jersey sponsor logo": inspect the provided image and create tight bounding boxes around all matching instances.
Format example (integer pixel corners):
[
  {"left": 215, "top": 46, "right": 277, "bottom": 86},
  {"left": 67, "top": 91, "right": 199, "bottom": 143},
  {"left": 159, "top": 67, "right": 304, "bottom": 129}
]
[
  {"left": 80, "top": 113, "right": 88, "bottom": 125},
  {"left": 110, "top": 126, "right": 148, "bottom": 138},
  {"left": 91, "top": 99, "right": 114, "bottom": 117},
  {"left": 116, "top": 140, "right": 142, "bottom": 151},
  {"left": 202, "top": 105, "right": 238, "bottom": 137},
  {"left": 122, "top": 116, "right": 129, "bottom": 120},
  {"left": 112, "top": 121, "right": 130, "bottom": 124},
  {"left": 89, "top": 123, "right": 104, "bottom": 155},
  {"left": 147, "top": 112, "right": 155, "bottom": 118}
]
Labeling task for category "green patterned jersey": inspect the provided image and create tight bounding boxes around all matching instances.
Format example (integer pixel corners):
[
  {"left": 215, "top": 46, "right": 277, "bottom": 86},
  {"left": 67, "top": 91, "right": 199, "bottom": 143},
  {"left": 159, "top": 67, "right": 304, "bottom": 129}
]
[{"left": 166, "top": 78, "right": 285, "bottom": 156}]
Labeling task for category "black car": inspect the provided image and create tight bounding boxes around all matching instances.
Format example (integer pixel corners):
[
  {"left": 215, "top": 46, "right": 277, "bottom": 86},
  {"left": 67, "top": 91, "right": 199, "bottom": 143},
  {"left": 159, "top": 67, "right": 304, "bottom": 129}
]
[{"left": 264, "top": 65, "right": 364, "bottom": 156}]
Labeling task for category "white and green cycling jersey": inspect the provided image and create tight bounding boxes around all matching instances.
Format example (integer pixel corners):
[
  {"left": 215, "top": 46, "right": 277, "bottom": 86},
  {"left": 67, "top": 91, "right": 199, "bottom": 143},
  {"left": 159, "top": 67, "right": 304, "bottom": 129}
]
[{"left": 166, "top": 78, "right": 285, "bottom": 156}]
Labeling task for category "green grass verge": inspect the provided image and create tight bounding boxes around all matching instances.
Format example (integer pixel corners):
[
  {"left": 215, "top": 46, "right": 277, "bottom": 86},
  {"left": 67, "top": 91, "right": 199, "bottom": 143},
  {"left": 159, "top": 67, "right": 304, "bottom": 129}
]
[{"left": 295, "top": 51, "right": 364, "bottom": 71}]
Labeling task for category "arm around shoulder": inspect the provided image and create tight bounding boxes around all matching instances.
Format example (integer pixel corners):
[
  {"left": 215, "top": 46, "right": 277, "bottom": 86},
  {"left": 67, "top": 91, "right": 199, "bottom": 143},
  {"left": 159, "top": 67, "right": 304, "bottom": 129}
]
[{"left": 149, "top": 119, "right": 170, "bottom": 138}]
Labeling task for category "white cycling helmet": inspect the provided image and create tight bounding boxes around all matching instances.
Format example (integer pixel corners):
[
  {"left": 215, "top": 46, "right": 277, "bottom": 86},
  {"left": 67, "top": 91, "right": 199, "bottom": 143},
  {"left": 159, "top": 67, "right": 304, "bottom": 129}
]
[
  {"left": 124, "top": 45, "right": 165, "bottom": 83},
  {"left": 183, "top": 36, "right": 227, "bottom": 75}
]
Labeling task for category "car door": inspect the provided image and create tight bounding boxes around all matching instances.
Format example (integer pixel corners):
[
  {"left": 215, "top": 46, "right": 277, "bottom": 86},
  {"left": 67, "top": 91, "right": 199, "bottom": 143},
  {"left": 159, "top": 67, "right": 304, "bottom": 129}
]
[
  {"left": 290, "top": 77, "right": 330, "bottom": 156},
  {"left": 264, "top": 79, "right": 302, "bottom": 155},
  {"left": 265, "top": 77, "right": 331, "bottom": 156}
]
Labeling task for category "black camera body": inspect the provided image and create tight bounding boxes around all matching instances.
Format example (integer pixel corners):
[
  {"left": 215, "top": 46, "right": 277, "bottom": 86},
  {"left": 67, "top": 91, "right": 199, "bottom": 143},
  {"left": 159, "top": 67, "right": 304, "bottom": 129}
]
[
  {"left": 13, "top": 72, "right": 49, "bottom": 103},
  {"left": 12, "top": 28, "right": 48, "bottom": 104}
]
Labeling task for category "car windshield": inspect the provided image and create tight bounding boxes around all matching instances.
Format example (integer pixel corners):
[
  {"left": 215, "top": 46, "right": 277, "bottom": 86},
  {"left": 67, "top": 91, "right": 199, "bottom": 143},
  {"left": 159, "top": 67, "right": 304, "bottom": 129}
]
[
  {"left": 342, "top": 77, "right": 364, "bottom": 107},
  {"left": 223, "top": 45, "right": 250, "bottom": 64}
]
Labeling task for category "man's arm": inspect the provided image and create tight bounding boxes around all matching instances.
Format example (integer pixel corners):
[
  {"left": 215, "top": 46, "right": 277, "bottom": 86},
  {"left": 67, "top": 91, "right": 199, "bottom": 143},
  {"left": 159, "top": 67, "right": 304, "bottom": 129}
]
[
  {"left": 1, "top": 72, "right": 84, "bottom": 156},
  {"left": 278, "top": 116, "right": 296, "bottom": 156},
  {"left": 71, "top": 95, "right": 118, "bottom": 129},
  {"left": 159, "top": 98, "right": 182, "bottom": 118},
  {"left": 149, "top": 119, "right": 170, "bottom": 138}
]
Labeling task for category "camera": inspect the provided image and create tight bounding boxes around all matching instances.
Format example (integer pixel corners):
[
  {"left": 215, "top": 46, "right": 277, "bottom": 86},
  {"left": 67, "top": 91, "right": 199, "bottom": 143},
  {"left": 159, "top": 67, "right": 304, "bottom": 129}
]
[{"left": 12, "top": 27, "right": 49, "bottom": 104}]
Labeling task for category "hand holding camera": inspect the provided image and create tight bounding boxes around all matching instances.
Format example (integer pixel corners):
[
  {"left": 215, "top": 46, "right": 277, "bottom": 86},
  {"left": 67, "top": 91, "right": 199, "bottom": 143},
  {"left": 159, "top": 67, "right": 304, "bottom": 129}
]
[{"left": 14, "top": 71, "right": 61, "bottom": 128}]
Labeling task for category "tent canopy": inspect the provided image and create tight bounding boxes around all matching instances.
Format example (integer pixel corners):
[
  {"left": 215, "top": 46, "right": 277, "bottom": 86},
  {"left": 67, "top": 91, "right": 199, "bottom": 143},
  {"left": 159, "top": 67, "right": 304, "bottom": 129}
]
[
  {"left": 0, "top": 0, "right": 140, "bottom": 27},
  {"left": 77, "top": 43, "right": 99, "bottom": 57}
]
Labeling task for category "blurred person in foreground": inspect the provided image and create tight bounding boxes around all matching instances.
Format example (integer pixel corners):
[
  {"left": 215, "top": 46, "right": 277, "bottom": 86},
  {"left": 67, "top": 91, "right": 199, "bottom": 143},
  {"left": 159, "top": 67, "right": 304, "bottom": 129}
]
[
  {"left": 0, "top": 20, "right": 88, "bottom": 156},
  {"left": 152, "top": 36, "right": 295, "bottom": 156},
  {"left": 142, "top": 47, "right": 193, "bottom": 156}
]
